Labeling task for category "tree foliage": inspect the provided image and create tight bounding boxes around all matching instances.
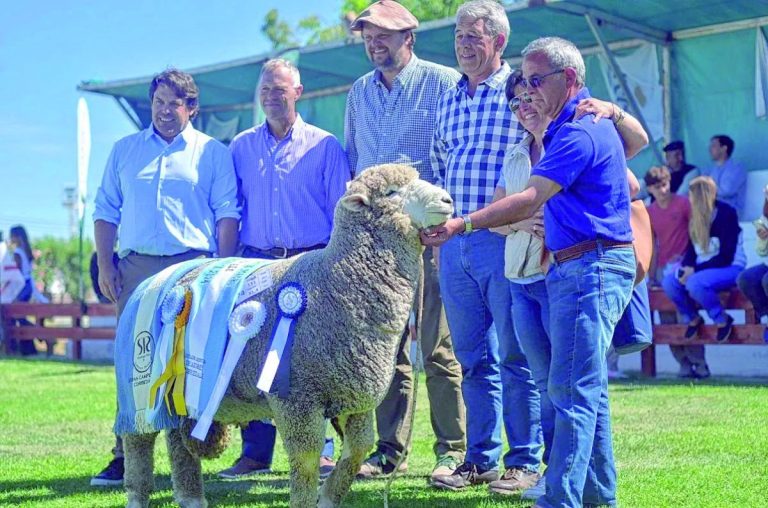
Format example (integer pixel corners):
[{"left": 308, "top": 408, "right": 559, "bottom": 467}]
[
  {"left": 33, "top": 236, "right": 93, "bottom": 302},
  {"left": 261, "top": 0, "right": 475, "bottom": 49}
]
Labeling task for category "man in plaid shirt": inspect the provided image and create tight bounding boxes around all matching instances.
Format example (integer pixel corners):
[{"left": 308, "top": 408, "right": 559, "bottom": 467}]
[
  {"left": 344, "top": 0, "right": 466, "bottom": 483},
  {"left": 429, "top": 0, "right": 542, "bottom": 493}
]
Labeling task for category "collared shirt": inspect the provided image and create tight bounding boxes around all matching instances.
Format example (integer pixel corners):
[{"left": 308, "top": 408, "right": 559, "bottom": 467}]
[
  {"left": 700, "top": 158, "right": 747, "bottom": 218},
  {"left": 231, "top": 115, "right": 350, "bottom": 250},
  {"left": 431, "top": 62, "right": 525, "bottom": 216},
  {"left": 531, "top": 87, "right": 632, "bottom": 252},
  {"left": 345, "top": 54, "right": 460, "bottom": 183},
  {"left": 93, "top": 124, "right": 240, "bottom": 258}
]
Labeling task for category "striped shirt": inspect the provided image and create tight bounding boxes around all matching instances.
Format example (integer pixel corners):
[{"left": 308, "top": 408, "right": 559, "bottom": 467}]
[
  {"left": 431, "top": 63, "right": 525, "bottom": 216},
  {"left": 344, "top": 54, "right": 460, "bottom": 183},
  {"left": 231, "top": 115, "right": 350, "bottom": 250}
]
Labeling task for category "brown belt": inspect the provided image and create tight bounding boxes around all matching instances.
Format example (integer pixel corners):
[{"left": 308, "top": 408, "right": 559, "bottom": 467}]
[
  {"left": 552, "top": 239, "right": 633, "bottom": 265},
  {"left": 242, "top": 244, "right": 325, "bottom": 259}
]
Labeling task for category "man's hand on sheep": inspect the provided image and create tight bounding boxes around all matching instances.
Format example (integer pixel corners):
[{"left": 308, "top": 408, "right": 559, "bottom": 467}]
[{"left": 420, "top": 217, "right": 464, "bottom": 247}]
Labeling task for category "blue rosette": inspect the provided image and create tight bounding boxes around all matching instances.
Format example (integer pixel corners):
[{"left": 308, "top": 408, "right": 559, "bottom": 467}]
[
  {"left": 257, "top": 282, "right": 307, "bottom": 397},
  {"left": 161, "top": 286, "right": 186, "bottom": 324},
  {"left": 228, "top": 301, "right": 267, "bottom": 341},
  {"left": 276, "top": 282, "right": 307, "bottom": 319}
]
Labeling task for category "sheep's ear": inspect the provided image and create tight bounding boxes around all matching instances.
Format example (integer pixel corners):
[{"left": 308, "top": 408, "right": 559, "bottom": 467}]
[{"left": 340, "top": 193, "right": 370, "bottom": 212}]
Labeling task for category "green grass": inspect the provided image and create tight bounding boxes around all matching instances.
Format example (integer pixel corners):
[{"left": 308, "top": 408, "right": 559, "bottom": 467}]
[{"left": 0, "top": 358, "right": 766, "bottom": 507}]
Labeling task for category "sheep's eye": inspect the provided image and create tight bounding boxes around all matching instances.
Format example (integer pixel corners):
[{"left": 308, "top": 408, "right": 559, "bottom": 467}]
[{"left": 385, "top": 187, "right": 400, "bottom": 197}]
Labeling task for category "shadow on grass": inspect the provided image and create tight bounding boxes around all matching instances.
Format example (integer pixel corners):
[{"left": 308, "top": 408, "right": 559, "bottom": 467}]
[{"left": 0, "top": 474, "right": 172, "bottom": 507}]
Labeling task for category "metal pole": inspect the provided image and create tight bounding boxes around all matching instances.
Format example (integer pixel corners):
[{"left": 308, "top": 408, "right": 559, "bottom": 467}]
[
  {"left": 662, "top": 45, "right": 671, "bottom": 144},
  {"left": 585, "top": 13, "right": 665, "bottom": 165}
]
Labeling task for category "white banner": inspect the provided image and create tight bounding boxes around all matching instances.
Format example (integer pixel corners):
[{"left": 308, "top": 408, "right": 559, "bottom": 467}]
[
  {"left": 599, "top": 42, "right": 664, "bottom": 142},
  {"left": 755, "top": 27, "right": 768, "bottom": 119},
  {"left": 77, "top": 98, "right": 91, "bottom": 221}
]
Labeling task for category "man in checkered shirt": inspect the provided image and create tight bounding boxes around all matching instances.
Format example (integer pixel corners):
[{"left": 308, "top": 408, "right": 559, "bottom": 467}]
[
  {"left": 428, "top": 0, "right": 542, "bottom": 493},
  {"left": 344, "top": 0, "right": 467, "bottom": 483}
]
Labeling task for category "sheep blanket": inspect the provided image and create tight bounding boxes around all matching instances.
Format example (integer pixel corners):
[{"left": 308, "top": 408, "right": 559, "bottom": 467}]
[{"left": 114, "top": 257, "right": 275, "bottom": 436}]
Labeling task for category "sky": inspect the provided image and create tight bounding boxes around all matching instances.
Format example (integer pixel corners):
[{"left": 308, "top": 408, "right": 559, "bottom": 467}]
[{"left": 0, "top": 0, "right": 341, "bottom": 241}]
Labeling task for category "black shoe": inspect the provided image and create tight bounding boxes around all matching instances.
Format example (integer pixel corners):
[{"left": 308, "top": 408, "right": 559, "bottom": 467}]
[
  {"left": 430, "top": 461, "right": 499, "bottom": 490},
  {"left": 684, "top": 316, "right": 704, "bottom": 340},
  {"left": 90, "top": 457, "right": 124, "bottom": 487},
  {"left": 716, "top": 315, "right": 734, "bottom": 343}
]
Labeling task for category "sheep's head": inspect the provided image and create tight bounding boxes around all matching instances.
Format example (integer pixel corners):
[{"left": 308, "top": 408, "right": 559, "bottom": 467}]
[{"left": 339, "top": 164, "right": 454, "bottom": 234}]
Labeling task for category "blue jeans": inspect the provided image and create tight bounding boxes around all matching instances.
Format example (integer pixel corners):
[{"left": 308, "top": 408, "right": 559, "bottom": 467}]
[
  {"left": 611, "top": 278, "right": 653, "bottom": 354},
  {"left": 242, "top": 420, "right": 334, "bottom": 464},
  {"left": 662, "top": 265, "right": 743, "bottom": 324},
  {"left": 439, "top": 230, "right": 541, "bottom": 471},
  {"left": 737, "top": 264, "right": 768, "bottom": 319},
  {"left": 540, "top": 246, "right": 635, "bottom": 508},
  {"left": 509, "top": 279, "right": 554, "bottom": 467}
]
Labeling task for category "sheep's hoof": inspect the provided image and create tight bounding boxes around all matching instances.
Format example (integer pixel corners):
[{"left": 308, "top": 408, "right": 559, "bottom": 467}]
[
  {"left": 126, "top": 495, "right": 149, "bottom": 508},
  {"left": 179, "top": 497, "right": 208, "bottom": 508},
  {"left": 177, "top": 498, "right": 207, "bottom": 508}
]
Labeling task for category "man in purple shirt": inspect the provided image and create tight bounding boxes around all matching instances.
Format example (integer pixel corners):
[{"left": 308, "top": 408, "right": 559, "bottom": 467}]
[{"left": 217, "top": 58, "right": 350, "bottom": 480}]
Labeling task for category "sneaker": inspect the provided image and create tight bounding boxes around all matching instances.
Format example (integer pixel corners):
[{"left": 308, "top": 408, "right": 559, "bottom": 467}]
[
  {"left": 684, "top": 316, "right": 704, "bottom": 340},
  {"left": 319, "top": 455, "right": 336, "bottom": 480},
  {"left": 217, "top": 456, "right": 271, "bottom": 479},
  {"left": 693, "top": 364, "right": 711, "bottom": 379},
  {"left": 431, "top": 461, "right": 499, "bottom": 491},
  {"left": 90, "top": 457, "right": 124, "bottom": 487},
  {"left": 521, "top": 474, "right": 546, "bottom": 500},
  {"left": 488, "top": 467, "right": 540, "bottom": 495},
  {"left": 716, "top": 315, "right": 734, "bottom": 343},
  {"left": 356, "top": 451, "right": 407, "bottom": 479},
  {"left": 430, "top": 454, "right": 460, "bottom": 481}
]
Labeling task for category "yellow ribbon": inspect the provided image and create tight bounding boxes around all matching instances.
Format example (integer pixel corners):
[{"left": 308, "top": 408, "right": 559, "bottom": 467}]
[{"left": 148, "top": 290, "right": 192, "bottom": 416}]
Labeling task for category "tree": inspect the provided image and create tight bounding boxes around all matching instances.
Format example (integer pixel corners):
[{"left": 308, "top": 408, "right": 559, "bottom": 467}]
[
  {"left": 33, "top": 236, "right": 94, "bottom": 302},
  {"left": 261, "top": 0, "right": 480, "bottom": 49}
]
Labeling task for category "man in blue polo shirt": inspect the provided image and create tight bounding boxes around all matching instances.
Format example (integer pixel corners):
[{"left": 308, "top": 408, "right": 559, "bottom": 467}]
[{"left": 423, "top": 36, "right": 635, "bottom": 507}]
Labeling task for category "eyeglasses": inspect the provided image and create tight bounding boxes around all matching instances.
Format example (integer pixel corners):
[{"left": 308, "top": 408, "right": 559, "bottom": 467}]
[
  {"left": 509, "top": 92, "right": 532, "bottom": 113},
  {"left": 520, "top": 69, "right": 564, "bottom": 89}
]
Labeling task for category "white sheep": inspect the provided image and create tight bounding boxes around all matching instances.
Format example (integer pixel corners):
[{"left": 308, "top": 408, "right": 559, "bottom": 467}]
[{"left": 121, "top": 164, "right": 454, "bottom": 508}]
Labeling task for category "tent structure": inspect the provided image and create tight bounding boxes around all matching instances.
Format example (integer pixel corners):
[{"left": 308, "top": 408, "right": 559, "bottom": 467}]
[{"left": 79, "top": 0, "right": 768, "bottom": 176}]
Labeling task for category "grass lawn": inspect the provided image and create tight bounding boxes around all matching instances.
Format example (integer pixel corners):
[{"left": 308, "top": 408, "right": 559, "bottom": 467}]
[{"left": 0, "top": 357, "right": 766, "bottom": 507}]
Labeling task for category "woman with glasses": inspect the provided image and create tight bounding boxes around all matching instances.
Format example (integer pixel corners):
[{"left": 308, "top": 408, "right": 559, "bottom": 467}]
[{"left": 487, "top": 68, "right": 649, "bottom": 500}]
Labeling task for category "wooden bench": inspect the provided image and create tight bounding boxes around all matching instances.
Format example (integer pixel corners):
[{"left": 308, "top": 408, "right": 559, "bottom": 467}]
[
  {"left": 1, "top": 302, "right": 116, "bottom": 360},
  {"left": 642, "top": 287, "right": 766, "bottom": 376}
]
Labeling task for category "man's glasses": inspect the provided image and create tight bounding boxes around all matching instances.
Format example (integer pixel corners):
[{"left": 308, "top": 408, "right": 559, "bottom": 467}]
[
  {"left": 509, "top": 92, "right": 533, "bottom": 113},
  {"left": 520, "top": 69, "right": 564, "bottom": 89}
]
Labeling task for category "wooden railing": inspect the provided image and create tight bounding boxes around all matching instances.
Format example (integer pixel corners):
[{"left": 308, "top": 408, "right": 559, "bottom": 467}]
[{"left": 1, "top": 302, "right": 116, "bottom": 360}]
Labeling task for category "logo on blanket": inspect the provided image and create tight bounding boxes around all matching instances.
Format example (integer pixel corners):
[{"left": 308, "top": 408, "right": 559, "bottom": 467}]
[{"left": 133, "top": 331, "right": 154, "bottom": 373}]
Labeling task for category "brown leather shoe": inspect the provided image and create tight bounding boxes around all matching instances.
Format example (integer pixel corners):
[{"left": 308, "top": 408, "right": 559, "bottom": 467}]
[
  {"left": 489, "top": 467, "right": 541, "bottom": 495},
  {"left": 356, "top": 452, "right": 407, "bottom": 479},
  {"left": 431, "top": 462, "right": 499, "bottom": 490},
  {"left": 217, "top": 456, "right": 271, "bottom": 479}
]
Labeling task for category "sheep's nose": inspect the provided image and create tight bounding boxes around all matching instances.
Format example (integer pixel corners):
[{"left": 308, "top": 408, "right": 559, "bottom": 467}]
[{"left": 442, "top": 196, "right": 453, "bottom": 205}]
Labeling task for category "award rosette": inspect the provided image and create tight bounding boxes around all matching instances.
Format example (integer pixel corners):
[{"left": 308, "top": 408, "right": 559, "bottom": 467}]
[
  {"left": 191, "top": 300, "right": 267, "bottom": 440},
  {"left": 256, "top": 282, "right": 307, "bottom": 397}
]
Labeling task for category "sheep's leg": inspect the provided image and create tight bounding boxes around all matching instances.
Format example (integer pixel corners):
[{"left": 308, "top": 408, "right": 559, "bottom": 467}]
[
  {"left": 166, "top": 428, "right": 207, "bottom": 508},
  {"left": 123, "top": 432, "right": 157, "bottom": 508},
  {"left": 274, "top": 409, "right": 326, "bottom": 508},
  {"left": 318, "top": 411, "right": 374, "bottom": 507}
]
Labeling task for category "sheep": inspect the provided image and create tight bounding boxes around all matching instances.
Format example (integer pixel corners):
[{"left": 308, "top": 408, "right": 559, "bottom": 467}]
[{"left": 121, "top": 164, "right": 455, "bottom": 508}]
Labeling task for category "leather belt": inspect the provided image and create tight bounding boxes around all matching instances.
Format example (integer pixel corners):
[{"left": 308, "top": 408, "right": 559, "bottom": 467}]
[
  {"left": 552, "top": 239, "right": 633, "bottom": 265},
  {"left": 242, "top": 244, "right": 325, "bottom": 259}
]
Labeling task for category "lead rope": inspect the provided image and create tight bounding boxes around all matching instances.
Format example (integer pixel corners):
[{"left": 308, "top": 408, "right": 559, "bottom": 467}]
[{"left": 383, "top": 251, "right": 425, "bottom": 508}]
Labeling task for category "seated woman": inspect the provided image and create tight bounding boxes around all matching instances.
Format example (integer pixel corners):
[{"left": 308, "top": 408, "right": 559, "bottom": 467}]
[
  {"left": 737, "top": 185, "right": 768, "bottom": 332},
  {"left": 662, "top": 176, "right": 745, "bottom": 344}
]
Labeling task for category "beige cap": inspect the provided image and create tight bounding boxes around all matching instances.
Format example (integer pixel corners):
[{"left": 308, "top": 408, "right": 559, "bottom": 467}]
[{"left": 349, "top": 0, "right": 419, "bottom": 32}]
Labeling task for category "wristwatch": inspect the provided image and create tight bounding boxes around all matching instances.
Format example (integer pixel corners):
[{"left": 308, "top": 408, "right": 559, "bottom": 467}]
[{"left": 461, "top": 215, "right": 473, "bottom": 235}]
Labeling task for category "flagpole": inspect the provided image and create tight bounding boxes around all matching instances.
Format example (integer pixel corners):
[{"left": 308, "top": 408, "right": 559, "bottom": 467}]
[{"left": 77, "top": 98, "right": 91, "bottom": 303}]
